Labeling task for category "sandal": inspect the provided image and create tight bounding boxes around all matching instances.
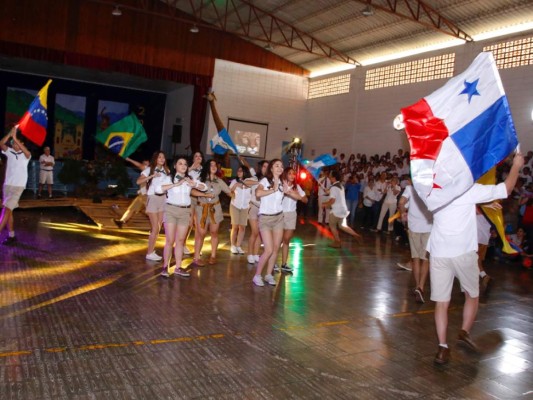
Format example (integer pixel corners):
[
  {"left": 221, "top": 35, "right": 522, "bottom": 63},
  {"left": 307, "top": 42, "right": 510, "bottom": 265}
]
[{"left": 193, "top": 259, "right": 205, "bottom": 267}]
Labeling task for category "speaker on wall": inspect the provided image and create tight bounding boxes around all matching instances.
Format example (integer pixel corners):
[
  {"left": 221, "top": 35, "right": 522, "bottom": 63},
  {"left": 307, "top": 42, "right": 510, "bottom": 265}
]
[{"left": 172, "top": 125, "right": 182, "bottom": 143}]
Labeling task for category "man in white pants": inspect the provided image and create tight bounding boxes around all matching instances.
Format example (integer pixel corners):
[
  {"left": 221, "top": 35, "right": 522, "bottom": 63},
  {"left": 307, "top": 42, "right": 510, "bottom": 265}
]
[{"left": 38, "top": 146, "right": 55, "bottom": 199}]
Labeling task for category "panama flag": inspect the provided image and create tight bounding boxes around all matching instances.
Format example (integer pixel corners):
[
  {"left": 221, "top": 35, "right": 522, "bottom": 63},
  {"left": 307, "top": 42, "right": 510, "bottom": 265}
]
[
  {"left": 18, "top": 79, "right": 52, "bottom": 146},
  {"left": 96, "top": 113, "right": 148, "bottom": 158},
  {"left": 298, "top": 153, "right": 338, "bottom": 180},
  {"left": 401, "top": 52, "right": 518, "bottom": 211},
  {"left": 210, "top": 128, "right": 239, "bottom": 155}
]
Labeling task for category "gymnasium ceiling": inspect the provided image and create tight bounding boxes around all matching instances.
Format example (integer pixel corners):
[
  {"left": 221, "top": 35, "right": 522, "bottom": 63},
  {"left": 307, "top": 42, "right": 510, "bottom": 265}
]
[{"left": 140, "top": 0, "right": 533, "bottom": 76}]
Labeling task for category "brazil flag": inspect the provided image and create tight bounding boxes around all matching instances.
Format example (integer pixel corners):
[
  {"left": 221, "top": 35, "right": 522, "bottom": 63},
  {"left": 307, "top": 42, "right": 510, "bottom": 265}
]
[{"left": 96, "top": 113, "right": 148, "bottom": 158}]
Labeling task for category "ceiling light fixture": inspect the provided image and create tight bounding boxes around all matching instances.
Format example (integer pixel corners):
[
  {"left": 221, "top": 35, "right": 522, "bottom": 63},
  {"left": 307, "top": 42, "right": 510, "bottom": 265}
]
[
  {"left": 111, "top": 6, "right": 122, "bottom": 17},
  {"left": 362, "top": 5, "right": 374, "bottom": 17},
  {"left": 190, "top": 24, "right": 199, "bottom": 33}
]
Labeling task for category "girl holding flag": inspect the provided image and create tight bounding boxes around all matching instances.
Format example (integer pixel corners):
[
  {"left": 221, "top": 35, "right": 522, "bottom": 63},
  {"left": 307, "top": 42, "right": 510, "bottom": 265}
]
[{"left": 137, "top": 151, "right": 170, "bottom": 261}]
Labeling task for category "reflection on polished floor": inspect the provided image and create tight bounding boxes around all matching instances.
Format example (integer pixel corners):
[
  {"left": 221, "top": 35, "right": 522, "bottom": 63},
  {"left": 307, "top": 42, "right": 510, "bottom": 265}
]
[{"left": 0, "top": 207, "right": 532, "bottom": 399}]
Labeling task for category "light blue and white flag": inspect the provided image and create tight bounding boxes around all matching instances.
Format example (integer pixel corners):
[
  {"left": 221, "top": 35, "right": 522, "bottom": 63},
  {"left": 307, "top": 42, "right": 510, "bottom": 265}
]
[
  {"left": 401, "top": 52, "right": 518, "bottom": 211},
  {"left": 210, "top": 128, "right": 239, "bottom": 155},
  {"left": 299, "top": 153, "right": 338, "bottom": 180}
]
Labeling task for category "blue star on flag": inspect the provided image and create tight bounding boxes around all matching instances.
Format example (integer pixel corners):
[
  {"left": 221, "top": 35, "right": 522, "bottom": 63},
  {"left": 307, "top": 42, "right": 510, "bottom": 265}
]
[{"left": 459, "top": 79, "right": 480, "bottom": 103}]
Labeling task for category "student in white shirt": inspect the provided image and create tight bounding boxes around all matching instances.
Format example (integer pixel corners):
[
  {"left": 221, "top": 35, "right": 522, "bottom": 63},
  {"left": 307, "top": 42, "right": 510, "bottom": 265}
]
[
  {"left": 0, "top": 126, "right": 31, "bottom": 245},
  {"left": 136, "top": 151, "right": 170, "bottom": 262},
  {"left": 229, "top": 165, "right": 252, "bottom": 255},
  {"left": 431, "top": 152, "right": 523, "bottom": 365},
  {"left": 279, "top": 167, "right": 307, "bottom": 273},
  {"left": 322, "top": 170, "right": 362, "bottom": 248},
  {"left": 398, "top": 180, "right": 433, "bottom": 303},
  {"left": 193, "top": 159, "right": 232, "bottom": 266},
  {"left": 246, "top": 160, "right": 268, "bottom": 264},
  {"left": 317, "top": 170, "right": 331, "bottom": 225},
  {"left": 376, "top": 176, "right": 401, "bottom": 233},
  {"left": 38, "top": 146, "right": 55, "bottom": 199},
  {"left": 156, "top": 157, "right": 207, "bottom": 278},
  {"left": 184, "top": 150, "right": 204, "bottom": 255},
  {"left": 252, "top": 159, "right": 286, "bottom": 287}
]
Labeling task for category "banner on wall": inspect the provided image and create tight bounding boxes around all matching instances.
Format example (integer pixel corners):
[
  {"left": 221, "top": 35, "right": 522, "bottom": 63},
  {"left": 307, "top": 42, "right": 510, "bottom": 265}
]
[
  {"left": 54, "top": 94, "right": 86, "bottom": 160},
  {"left": 5, "top": 87, "right": 38, "bottom": 133},
  {"left": 97, "top": 100, "right": 129, "bottom": 134}
]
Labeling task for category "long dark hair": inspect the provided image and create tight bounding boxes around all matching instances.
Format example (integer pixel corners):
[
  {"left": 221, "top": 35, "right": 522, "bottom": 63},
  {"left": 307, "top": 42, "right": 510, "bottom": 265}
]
[
  {"left": 189, "top": 151, "right": 204, "bottom": 169},
  {"left": 281, "top": 166, "right": 295, "bottom": 186},
  {"left": 235, "top": 165, "right": 251, "bottom": 182},
  {"left": 257, "top": 160, "right": 268, "bottom": 180},
  {"left": 147, "top": 151, "right": 169, "bottom": 191},
  {"left": 265, "top": 159, "right": 283, "bottom": 187},
  {"left": 199, "top": 159, "right": 218, "bottom": 182}
]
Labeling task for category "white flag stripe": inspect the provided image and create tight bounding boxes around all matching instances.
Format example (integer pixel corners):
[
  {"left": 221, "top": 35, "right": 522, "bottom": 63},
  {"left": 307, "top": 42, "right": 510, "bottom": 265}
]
[{"left": 425, "top": 53, "right": 504, "bottom": 136}]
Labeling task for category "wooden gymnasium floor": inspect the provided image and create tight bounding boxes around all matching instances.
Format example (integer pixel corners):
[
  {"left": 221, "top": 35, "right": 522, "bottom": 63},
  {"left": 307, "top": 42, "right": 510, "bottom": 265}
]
[{"left": 0, "top": 204, "right": 532, "bottom": 399}]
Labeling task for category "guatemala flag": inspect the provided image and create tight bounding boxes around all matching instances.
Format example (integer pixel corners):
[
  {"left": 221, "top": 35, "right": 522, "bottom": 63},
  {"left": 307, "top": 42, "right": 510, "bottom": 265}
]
[
  {"left": 210, "top": 128, "right": 239, "bottom": 155},
  {"left": 401, "top": 52, "right": 518, "bottom": 212},
  {"left": 298, "top": 153, "right": 338, "bottom": 180},
  {"left": 18, "top": 79, "right": 52, "bottom": 146}
]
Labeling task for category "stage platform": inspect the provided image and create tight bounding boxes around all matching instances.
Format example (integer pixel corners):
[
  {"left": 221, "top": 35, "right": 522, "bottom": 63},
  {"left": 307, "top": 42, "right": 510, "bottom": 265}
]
[{"left": 0, "top": 207, "right": 532, "bottom": 399}]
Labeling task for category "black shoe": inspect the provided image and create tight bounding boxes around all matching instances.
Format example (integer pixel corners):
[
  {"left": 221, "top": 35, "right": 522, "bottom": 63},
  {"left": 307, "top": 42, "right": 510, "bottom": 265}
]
[
  {"left": 37, "top": 194, "right": 42, "bottom": 199},
  {"left": 434, "top": 346, "right": 450, "bottom": 365},
  {"left": 3, "top": 236, "right": 17, "bottom": 245},
  {"left": 457, "top": 330, "right": 479, "bottom": 353},
  {"left": 414, "top": 287, "right": 425, "bottom": 304},
  {"left": 113, "top": 219, "right": 124, "bottom": 229}
]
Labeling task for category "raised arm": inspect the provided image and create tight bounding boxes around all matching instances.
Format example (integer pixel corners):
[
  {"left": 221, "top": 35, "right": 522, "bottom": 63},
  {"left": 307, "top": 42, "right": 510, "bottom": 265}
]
[
  {"left": 125, "top": 157, "right": 145, "bottom": 171},
  {"left": 505, "top": 152, "right": 525, "bottom": 195},
  {"left": 12, "top": 131, "right": 31, "bottom": 159},
  {"left": 0, "top": 126, "right": 16, "bottom": 152}
]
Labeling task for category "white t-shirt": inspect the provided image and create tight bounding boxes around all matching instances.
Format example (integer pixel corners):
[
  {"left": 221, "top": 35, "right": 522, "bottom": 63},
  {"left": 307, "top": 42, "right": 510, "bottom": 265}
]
[
  {"left": 363, "top": 185, "right": 380, "bottom": 207},
  {"left": 258, "top": 177, "right": 284, "bottom": 215},
  {"left": 230, "top": 179, "right": 252, "bottom": 210},
  {"left": 318, "top": 177, "right": 331, "bottom": 197},
  {"left": 142, "top": 166, "right": 170, "bottom": 196},
  {"left": 428, "top": 183, "right": 507, "bottom": 258},
  {"left": 2, "top": 149, "right": 30, "bottom": 187},
  {"left": 282, "top": 184, "right": 305, "bottom": 213},
  {"left": 39, "top": 154, "right": 55, "bottom": 171},
  {"left": 401, "top": 185, "right": 432, "bottom": 233},
  {"left": 329, "top": 183, "right": 349, "bottom": 218}
]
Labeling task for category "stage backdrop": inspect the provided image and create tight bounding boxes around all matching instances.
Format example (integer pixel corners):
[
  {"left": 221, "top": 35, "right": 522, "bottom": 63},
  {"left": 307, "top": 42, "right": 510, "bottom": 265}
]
[
  {"left": 54, "top": 94, "right": 86, "bottom": 160},
  {"left": 5, "top": 87, "right": 37, "bottom": 132}
]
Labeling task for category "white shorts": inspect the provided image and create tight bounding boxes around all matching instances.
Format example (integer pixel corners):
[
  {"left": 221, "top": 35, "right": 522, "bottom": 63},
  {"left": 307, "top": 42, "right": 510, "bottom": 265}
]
[
  {"left": 430, "top": 251, "right": 479, "bottom": 302},
  {"left": 39, "top": 170, "right": 54, "bottom": 185}
]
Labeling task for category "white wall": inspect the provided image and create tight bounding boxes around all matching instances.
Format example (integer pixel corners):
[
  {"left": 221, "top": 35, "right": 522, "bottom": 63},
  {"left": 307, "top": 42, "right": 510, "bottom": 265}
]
[
  {"left": 304, "top": 32, "right": 533, "bottom": 158},
  {"left": 208, "top": 59, "right": 308, "bottom": 160}
]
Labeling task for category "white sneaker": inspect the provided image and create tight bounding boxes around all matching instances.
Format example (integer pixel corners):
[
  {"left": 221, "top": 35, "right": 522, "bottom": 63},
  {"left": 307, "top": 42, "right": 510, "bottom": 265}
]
[
  {"left": 183, "top": 246, "right": 191, "bottom": 255},
  {"left": 273, "top": 264, "right": 281, "bottom": 273},
  {"left": 254, "top": 255, "right": 260, "bottom": 263},
  {"left": 264, "top": 274, "right": 276, "bottom": 286},
  {"left": 247, "top": 255, "right": 256, "bottom": 264},
  {"left": 397, "top": 262, "right": 412, "bottom": 271},
  {"left": 231, "top": 245, "right": 239, "bottom": 254},
  {"left": 146, "top": 252, "right": 162, "bottom": 261},
  {"left": 252, "top": 275, "right": 264, "bottom": 287},
  {"left": 237, "top": 247, "right": 245, "bottom": 255}
]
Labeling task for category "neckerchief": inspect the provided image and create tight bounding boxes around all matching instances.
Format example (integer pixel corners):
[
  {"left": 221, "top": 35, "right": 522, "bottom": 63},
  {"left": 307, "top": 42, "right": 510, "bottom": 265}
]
[{"left": 10, "top": 150, "right": 23, "bottom": 160}]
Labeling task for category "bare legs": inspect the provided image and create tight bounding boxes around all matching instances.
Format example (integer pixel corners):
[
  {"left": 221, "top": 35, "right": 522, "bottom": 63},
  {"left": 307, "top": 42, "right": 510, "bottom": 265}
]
[
  {"left": 255, "top": 229, "right": 283, "bottom": 277},
  {"left": 281, "top": 229, "right": 294, "bottom": 265},
  {"left": 412, "top": 258, "right": 429, "bottom": 290},
  {"left": 146, "top": 211, "right": 163, "bottom": 255}
]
